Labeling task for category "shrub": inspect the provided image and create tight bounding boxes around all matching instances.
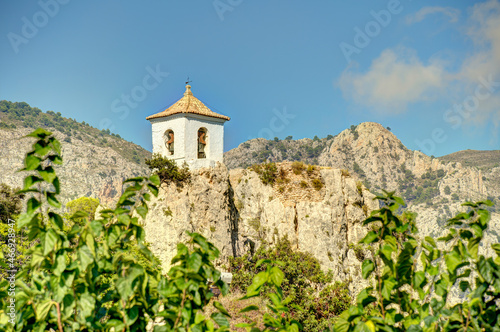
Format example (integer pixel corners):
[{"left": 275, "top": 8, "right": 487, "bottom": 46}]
[
  {"left": 260, "top": 163, "right": 278, "bottom": 185},
  {"left": 300, "top": 180, "right": 308, "bottom": 188},
  {"left": 335, "top": 192, "right": 500, "bottom": 331},
  {"left": 145, "top": 153, "right": 190, "bottom": 186},
  {"left": 306, "top": 164, "right": 315, "bottom": 176},
  {"left": 312, "top": 178, "right": 323, "bottom": 191},
  {"left": 341, "top": 169, "right": 350, "bottom": 177},
  {"left": 292, "top": 161, "right": 306, "bottom": 175},
  {"left": 228, "top": 237, "right": 346, "bottom": 331}
]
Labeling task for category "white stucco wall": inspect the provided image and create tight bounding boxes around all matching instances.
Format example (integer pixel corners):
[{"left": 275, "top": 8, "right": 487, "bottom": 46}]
[{"left": 149, "top": 113, "right": 227, "bottom": 169}]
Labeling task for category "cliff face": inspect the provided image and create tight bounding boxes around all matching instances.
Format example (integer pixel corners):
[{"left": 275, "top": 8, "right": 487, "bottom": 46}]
[
  {"left": 144, "top": 162, "right": 378, "bottom": 296},
  {"left": 0, "top": 128, "right": 149, "bottom": 206}
]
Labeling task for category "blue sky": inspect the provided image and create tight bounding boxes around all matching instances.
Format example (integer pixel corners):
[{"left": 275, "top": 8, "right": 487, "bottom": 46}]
[{"left": 1, "top": 0, "right": 499, "bottom": 157}]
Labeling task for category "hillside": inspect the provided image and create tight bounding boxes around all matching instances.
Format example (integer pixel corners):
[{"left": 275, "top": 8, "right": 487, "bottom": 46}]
[
  {"left": 0, "top": 100, "right": 151, "bottom": 205},
  {"left": 224, "top": 122, "right": 497, "bottom": 210}
]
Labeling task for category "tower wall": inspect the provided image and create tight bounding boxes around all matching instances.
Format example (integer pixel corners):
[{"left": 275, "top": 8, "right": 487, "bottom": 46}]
[{"left": 150, "top": 114, "right": 225, "bottom": 169}]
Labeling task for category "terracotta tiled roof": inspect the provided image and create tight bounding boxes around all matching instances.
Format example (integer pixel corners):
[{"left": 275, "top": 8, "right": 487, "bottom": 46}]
[{"left": 146, "top": 85, "right": 230, "bottom": 121}]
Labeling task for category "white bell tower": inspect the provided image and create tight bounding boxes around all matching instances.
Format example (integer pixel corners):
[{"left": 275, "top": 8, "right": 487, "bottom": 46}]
[{"left": 146, "top": 85, "right": 230, "bottom": 169}]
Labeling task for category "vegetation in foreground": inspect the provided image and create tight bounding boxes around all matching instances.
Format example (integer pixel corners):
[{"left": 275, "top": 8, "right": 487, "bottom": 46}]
[
  {"left": 0, "top": 129, "right": 300, "bottom": 331},
  {"left": 0, "top": 128, "right": 498, "bottom": 331}
]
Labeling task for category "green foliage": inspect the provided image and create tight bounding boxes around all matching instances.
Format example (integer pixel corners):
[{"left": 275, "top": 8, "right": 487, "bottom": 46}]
[
  {"left": 0, "top": 184, "right": 24, "bottom": 223},
  {"left": 65, "top": 196, "right": 99, "bottom": 226},
  {"left": 335, "top": 191, "right": 500, "bottom": 331},
  {"left": 0, "top": 129, "right": 229, "bottom": 331},
  {"left": 145, "top": 153, "right": 191, "bottom": 186},
  {"left": 250, "top": 163, "right": 278, "bottom": 186},
  {"left": 0, "top": 128, "right": 301, "bottom": 332},
  {"left": 236, "top": 259, "right": 302, "bottom": 331},
  {"left": 229, "top": 237, "right": 348, "bottom": 331},
  {"left": 306, "top": 164, "right": 315, "bottom": 176},
  {"left": 312, "top": 178, "right": 324, "bottom": 191},
  {"left": 292, "top": 161, "right": 305, "bottom": 175}
]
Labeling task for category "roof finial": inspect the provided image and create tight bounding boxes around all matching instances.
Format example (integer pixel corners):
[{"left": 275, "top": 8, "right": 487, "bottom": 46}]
[{"left": 185, "top": 77, "right": 193, "bottom": 96}]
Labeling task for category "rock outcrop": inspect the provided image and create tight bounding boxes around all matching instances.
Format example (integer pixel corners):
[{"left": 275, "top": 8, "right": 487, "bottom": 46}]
[{"left": 144, "top": 162, "right": 379, "bottom": 296}]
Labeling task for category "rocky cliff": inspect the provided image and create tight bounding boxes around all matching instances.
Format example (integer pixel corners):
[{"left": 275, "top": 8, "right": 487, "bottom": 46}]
[{"left": 144, "top": 161, "right": 379, "bottom": 296}]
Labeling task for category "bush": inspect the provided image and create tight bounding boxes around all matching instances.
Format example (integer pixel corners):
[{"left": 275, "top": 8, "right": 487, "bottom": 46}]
[
  {"left": 228, "top": 237, "right": 347, "bottom": 331},
  {"left": 312, "top": 178, "right": 324, "bottom": 191},
  {"left": 292, "top": 161, "right": 306, "bottom": 175},
  {"left": 300, "top": 180, "right": 308, "bottom": 188},
  {"left": 306, "top": 164, "right": 315, "bottom": 176},
  {"left": 335, "top": 192, "right": 500, "bottom": 331},
  {"left": 145, "top": 153, "right": 190, "bottom": 185}
]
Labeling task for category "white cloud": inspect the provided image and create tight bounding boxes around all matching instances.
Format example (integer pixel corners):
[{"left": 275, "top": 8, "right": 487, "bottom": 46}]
[
  {"left": 406, "top": 6, "right": 460, "bottom": 24},
  {"left": 339, "top": 0, "right": 500, "bottom": 127},
  {"left": 338, "top": 48, "right": 446, "bottom": 114}
]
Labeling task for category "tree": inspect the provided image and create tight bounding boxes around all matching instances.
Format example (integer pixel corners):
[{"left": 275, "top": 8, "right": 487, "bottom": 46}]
[
  {"left": 335, "top": 191, "right": 500, "bottom": 331},
  {"left": 145, "top": 153, "right": 190, "bottom": 185},
  {"left": 65, "top": 196, "right": 100, "bottom": 227}
]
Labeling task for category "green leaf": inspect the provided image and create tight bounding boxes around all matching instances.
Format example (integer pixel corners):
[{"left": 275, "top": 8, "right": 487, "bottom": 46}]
[
  {"left": 459, "top": 280, "right": 470, "bottom": 292},
  {"left": 187, "top": 252, "right": 202, "bottom": 272},
  {"left": 360, "top": 231, "right": 378, "bottom": 244},
  {"left": 78, "top": 245, "right": 94, "bottom": 271},
  {"left": 24, "top": 153, "right": 41, "bottom": 171},
  {"left": 252, "top": 271, "right": 269, "bottom": 289},
  {"left": 149, "top": 174, "right": 160, "bottom": 186},
  {"left": 136, "top": 204, "right": 148, "bottom": 219},
  {"left": 39, "top": 166, "right": 56, "bottom": 183},
  {"left": 54, "top": 254, "right": 67, "bottom": 276},
  {"left": 46, "top": 192, "right": 61, "bottom": 208},
  {"left": 357, "top": 288, "right": 376, "bottom": 306},
  {"left": 214, "top": 301, "right": 231, "bottom": 317},
  {"left": 239, "top": 305, "right": 259, "bottom": 313},
  {"left": 26, "top": 128, "right": 52, "bottom": 139},
  {"left": 147, "top": 183, "right": 159, "bottom": 196},
  {"left": 381, "top": 277, "right": 397, "bottom": 300},
  {"left": 255, "top": 259, "right": 272, "bottom": 268},
  {"left": 444, "top": 251, "right": 462, "bottom": 273},
  {"left": 334, "top": 318, "right": 350, "bottom": 332},
  {"left": 424, "top": 236, "right": 437, "bottom": 247},
  {"left": 361, "top": 259, "right": 375, "bottom": 279},
  {"left": 26, "top": 197, "right": 41, "bottom": 215},
  {"left": 468, "top": 237, "right": 481, "bottom": 259},
  {"left": 211, "top": 312, "right": 229, "bottom": 327},
  {"left": 35, "top": 299, "right": 53, "bottom": 321},
  {"left": 269, "top": 266, "right": 284, "bottom": 287},
  {"left": 48, "top": 212, "right": 63, "bottom": 230},
  {"left": 23, "top": 175, "right": 43, "bottom": 190},
  {"left": 492, "top": 243, "right": 500, "bottom": 257},
  {"left": 43, "top": 229, "right": 58, "bottom": 255},
  {"left": 353, "top": 321, "right": 372, "bottom": 332}
]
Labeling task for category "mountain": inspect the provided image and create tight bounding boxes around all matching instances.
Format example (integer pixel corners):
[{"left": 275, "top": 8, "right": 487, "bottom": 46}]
[
  {"left": 224, "top": 122, "right": 496, "bottom": 209},
  {"left": 0, "top": 100, "right": 150, "bottom": 205}
]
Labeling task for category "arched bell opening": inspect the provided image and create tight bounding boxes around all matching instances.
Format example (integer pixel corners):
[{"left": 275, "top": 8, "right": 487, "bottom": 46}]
[
  {"left": 164, "top": 129, "right": 174, "bottom": 155},
  {"left": 197, "top": 127, "right": 207, "bottom": 159}
]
